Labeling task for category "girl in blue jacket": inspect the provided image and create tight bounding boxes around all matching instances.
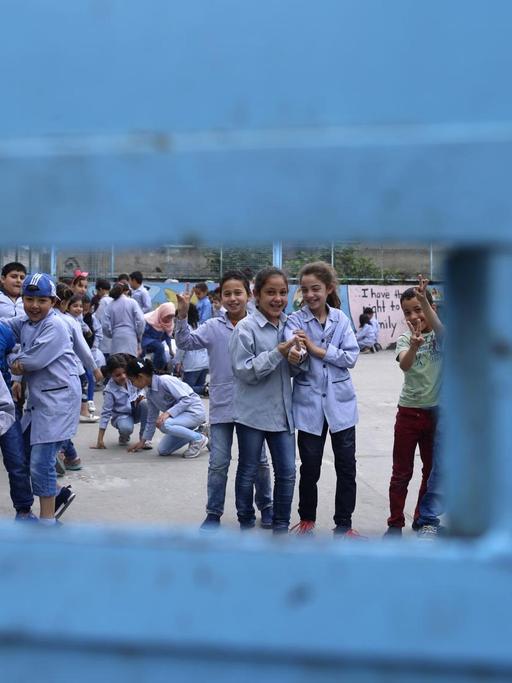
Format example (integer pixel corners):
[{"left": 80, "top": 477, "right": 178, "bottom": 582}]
[{"left": 285, "top": 262, "right": 361, "bottom": 538}]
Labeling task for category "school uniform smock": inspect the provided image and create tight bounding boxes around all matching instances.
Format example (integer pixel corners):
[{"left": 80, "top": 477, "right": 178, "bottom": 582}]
[
  {"left": 103, "top": 295, "right": 146, "bottom": 357},
  {"left": 99, "top": 379, "right": 142, "bottom": 430},
  {"left": 229, "top": 310, "right": 294, "bottom": 434},
  {"left": 285, "top": 305, "right": 359, "bottom": 436},
  {"left": 0, "top": 290, "right": 24, "bottom": 320},
  {"left": 356, "top": 323, "right": 374, "bottom": 349},
  {"left": 141, "top": 374, "right": 206, "bottom": 442},
  {"left": 132, "top": 286, "right": 152, "bottom": 313},
  {"left": 95, "top": 295, "right": 113, "bottom": 355},
  {"left": 0, "top": 373, "right": 15, "bottom": 436},
  {"left": 369, "top": 317, "right": 380, "bottom": 345},
  {"left": 175, "top": 313, "right": 238, "bottom": 423},
  {"left": 55, "top": 310, "right": 97, "bottom": 375},
  {"left": 5, "top": 311, "right": 81, "bottom": 445}
]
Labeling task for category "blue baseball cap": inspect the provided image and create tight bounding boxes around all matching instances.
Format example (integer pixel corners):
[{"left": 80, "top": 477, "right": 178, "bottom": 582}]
[{"left": 22, "top": 273, "right": 57, "bottom": 298}]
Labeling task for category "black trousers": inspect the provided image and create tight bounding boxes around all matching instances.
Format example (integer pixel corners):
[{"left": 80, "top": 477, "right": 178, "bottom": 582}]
[{"left": 297, "top": 422, "right": 356, "bottom": 527}]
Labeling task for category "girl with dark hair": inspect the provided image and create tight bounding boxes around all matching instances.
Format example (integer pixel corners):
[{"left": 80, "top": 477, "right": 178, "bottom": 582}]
[
  {"left": 229, "top": 267, "right": 299, "bottom": 533},
  {"left": 285, "top": 261, "right": 362, "bottom": 537},
  {"left": 125, "top": 358, "right": 207, "bottom": 458},
  {"left": 175, "top": 270, "right": 273, "bottom": 531}
]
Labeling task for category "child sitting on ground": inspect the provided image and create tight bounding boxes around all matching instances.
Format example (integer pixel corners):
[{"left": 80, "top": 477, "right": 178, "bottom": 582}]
[{"left": 356, "top": 313, "right": 374, "bottom": 353}]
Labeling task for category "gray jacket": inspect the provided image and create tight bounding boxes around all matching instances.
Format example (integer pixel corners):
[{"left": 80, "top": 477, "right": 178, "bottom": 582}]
[
  {"left": 175, "top": 312, "right": 236, "bottom": 424},
  {"left": 0, "top": 373, "right": 15, "bottom": 436},
  {"left": 285, "top": 305, "right": 359, "bottom": 435},
  {"left": 6, "top": 311, "right": 81, "bottom": 444},
  {"left": 0, "top": 291, "right": 25, "bottom": 320},
  {"left": 99, "top": 378, "right": 142, "bottom": 430},
  {"left": 142, "top": 374, "right": 206, "bottom": 441},
  {"left": 229, "top": 310, "right": 294, "bottom": 433}
]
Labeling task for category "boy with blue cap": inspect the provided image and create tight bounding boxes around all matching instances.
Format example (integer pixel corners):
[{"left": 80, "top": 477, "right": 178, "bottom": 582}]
[{"left": 5, "top": 273, "right": 81, "bottom": 525}]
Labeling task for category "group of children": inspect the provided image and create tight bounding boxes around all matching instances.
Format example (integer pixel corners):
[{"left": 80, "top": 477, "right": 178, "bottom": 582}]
[{"left": 0, "top": 259, "right": 443, "bottom": 537}]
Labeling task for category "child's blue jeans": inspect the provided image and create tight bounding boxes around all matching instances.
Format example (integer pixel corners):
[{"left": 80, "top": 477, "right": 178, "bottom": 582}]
[
  {"left": 0, "top": 419, "right": 33, "bottom": 512},
  {"left": 115, "top": 400, "right": 148, "bottom": 439},
  {"left": 23, "top": 426, "right": 62, "bottom": 497},
  {"left": 235, "top": 424, "right": 296, "bottom": 530}
]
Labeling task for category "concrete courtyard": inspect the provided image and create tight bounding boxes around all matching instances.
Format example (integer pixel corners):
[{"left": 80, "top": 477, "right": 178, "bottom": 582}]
[{"left": 0, "top": 350, "right": 426, "bottom": 538}]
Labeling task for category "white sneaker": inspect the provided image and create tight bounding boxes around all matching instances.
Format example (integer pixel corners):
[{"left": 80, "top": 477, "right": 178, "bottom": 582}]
[
  {"left": 142, "top": 441, "right": 153, "bottom": 450},
  {"left": 80, "top": 413, "right": 100, "bottom": 423},
  {"left": 87, "top": 400, "right": 96, "bottom": 416},
  {"left": 182, "top": 435, "right": 208, "bottom": 459},
  {"left": 417, "top": 524, "right": 439, "bottom": 540}
]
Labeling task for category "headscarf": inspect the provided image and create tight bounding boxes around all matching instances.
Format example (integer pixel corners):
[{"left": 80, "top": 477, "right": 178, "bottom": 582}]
[{"left": 144, "top": 302, "right": 176, "bottom": 335}]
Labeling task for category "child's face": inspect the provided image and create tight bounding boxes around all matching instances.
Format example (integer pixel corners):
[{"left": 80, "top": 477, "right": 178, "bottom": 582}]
[
  {"left": 111, "top": 367, "right": 127, "bottom": 385},
  {"left": 161, "top": 314, "right": 174, "bottom": 325},
  {"left": 82, "top": 302, "right": 91, "bottom": 315},
  {"left": 1, "top": 270, "right": 25, "bottom": 298},
  {"left": 256, "top": 275, "right": 288, "bottom": 323},
  {"left": 131, "top": 374, "right": 149, "bottom": 389},
  {"left": 23, "top": 295, "right": 53, "bottom": 323},
  {"left": 299, "top": 274, "right": 333, "bottom": 314},
  {"left": 68, "top": 300, "right": 83, "bottom": 317},
  {"left": 73, "top": 279, "right": 88, "bottom": 296},
  {"left": 221, "top": 279, "right": 248, "bottom": 318},
  {"left": 194, "top": 287, "right": 206, "bottom": 300},
  {"left": 401, "top": 296, "right": 433, "bottom": 333}
]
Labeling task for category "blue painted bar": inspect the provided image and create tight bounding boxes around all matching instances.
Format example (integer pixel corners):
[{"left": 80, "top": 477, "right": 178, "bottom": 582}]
[
  {"left": 1, "top": 2, "right": 512, "bottom": 680},
  {"left": 1, "top": 1, "right": 512, "bottom": 246}
]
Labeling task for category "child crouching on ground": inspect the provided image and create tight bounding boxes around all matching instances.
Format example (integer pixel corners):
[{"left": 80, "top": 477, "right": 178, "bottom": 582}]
[
  {"left": 91, "top": 354, "right": 150, "bottom": 450},
  {"left": 125, "top": 358, "right": 208, "bottom": 458}
]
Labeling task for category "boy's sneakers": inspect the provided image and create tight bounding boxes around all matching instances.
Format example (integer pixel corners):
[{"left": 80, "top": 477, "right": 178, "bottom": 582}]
[
  {"left": 383, "top": 526, "right": 402, "bottom": 538},
  {"left": 200, "top": 513, "right": 221, "bottom": 531},
  {"left": 417, "top": 524, "right": 439, "bottom": 540},
  {"left": 142, "top": 441, "right": 153, "bottom": 450},
  {"left": 290, "top": 520, "right": 315, "bottom": 535},
  {"left": 64, "top": 457, "right": 82, "bottom": 471},
  {"left": 182, "top": 435, "right": 208, "bottom": 459},
  {"left": 118, "top": 433, "right": 131, "bottom": 445},
  {"left": 333, "top": 526, "right": 367, "bottom": 540},
  {"left": 260, "top": 507, "right": 274, "bottom": 529},
  {"left": 55, "top": 485, "right": 76, "bottom": 519}
]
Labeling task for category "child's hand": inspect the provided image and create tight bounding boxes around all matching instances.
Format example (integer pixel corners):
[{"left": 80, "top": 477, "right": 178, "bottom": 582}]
[
  {"left": 407, "top": 320, "right": 425, "bottom": 348},
  {"left": 134, "top": 395, "right": 145, "bottom": 406},
  {"left": 9, "top": 360, "right": 24, "bottom": 375},
  {"left": 156, "top": 411, "right": 170, "bottom": 429},
  {"left": 93, "top": 367, "right": 103, "bottom": 382},
  {"left": 128, "top": 440, "right": 146, "bottom": 453},
  {"left": 414, "top": 274, "right": 430, "bottom": 305},
  {"left": 293, "top": 330, "right": 324, "bottom": 358},
  {"left": 277, "top": 337, "right": 298, "bottom": 358},
  {"left": 90, "top": 441, "right": 106, "bottom": 449},
  {"left": 288, "top": 334, "right": 307, "bottom": 365},
  {"left": 176, "top": 284, "right": 192, "bottom": 319}
]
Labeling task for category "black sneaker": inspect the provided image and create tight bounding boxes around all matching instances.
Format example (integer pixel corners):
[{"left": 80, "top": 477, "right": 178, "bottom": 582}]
[
  {"left": 200, "top": 513, "right": 220, "bottom": 531},
  {"left": 383, "top": 526, "right": 402, "bottom": 538},
  {"left": 55, "top": 485, "right": 76, "bottom": 519}
]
